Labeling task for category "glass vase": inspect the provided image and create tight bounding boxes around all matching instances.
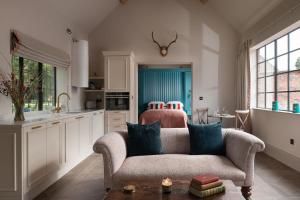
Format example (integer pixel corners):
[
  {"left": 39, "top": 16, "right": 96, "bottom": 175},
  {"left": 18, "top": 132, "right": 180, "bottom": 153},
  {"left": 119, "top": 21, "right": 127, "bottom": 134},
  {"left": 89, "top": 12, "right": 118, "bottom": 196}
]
[{"left": 14, "top": 104, "right": 25, "bottom": 121}]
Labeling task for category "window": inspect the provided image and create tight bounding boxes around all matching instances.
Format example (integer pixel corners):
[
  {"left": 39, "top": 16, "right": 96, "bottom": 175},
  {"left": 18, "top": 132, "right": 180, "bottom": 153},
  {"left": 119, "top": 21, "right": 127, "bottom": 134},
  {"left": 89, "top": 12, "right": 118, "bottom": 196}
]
[
  {"left": 12, "top": 55, "right": 56, "bottom": 112},
  {"left": 256, "top": 28, "right": 300, "bottom": 111}
]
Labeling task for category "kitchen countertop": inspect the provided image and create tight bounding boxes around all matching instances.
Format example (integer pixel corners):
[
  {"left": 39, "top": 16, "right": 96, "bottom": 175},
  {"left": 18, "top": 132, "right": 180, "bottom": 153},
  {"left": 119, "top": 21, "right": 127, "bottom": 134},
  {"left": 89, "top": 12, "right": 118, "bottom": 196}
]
[{"left": 0, "top": 109, "right": 105, "bottom": 127}]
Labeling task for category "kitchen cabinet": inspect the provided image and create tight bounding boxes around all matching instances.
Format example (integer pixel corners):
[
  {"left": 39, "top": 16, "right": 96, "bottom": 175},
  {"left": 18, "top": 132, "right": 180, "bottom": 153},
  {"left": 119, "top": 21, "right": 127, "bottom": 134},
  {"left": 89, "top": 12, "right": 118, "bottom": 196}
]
[
  {"left": 79, "top": 115, "right": 91, "bottom": 157},
  {"left": 46, "top": 121, "right": 64, "bottom": 173},
  {"left": 104, "top": 55, "right": 130, "bottom": 92},
  {"left": 0, "top": 110, "right": 104, "bottom": 200},
  {"left": 65, "top": 117, "right": 80, "bottom": 164},
  {"left": 24, "top": 124, "right": 47, "bottom": 187},
  {"left": 106, "top": 111, "right": 129, "bottom": 132},
  {"left": 103, "top": 51, "right": 136, "bottom": 132},
  {"left": 92, "top": 110, "right": 105, "bottom": 143}
]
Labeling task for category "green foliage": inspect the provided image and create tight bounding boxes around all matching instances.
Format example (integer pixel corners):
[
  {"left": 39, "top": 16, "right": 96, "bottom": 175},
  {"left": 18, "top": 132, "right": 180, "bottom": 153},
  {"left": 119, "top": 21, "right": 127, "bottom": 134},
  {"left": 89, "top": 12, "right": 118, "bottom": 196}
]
[{"left": 11, "top": 55, "right": 55, "bottom": 112}]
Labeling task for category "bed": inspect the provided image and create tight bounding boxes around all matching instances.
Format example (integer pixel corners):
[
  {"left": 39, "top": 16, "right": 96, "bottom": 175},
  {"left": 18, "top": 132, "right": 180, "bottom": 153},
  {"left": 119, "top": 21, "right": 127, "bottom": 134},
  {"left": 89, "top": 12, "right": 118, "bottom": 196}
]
[{"left": 139, "top": 107, "right": 188, "bottom": 128}]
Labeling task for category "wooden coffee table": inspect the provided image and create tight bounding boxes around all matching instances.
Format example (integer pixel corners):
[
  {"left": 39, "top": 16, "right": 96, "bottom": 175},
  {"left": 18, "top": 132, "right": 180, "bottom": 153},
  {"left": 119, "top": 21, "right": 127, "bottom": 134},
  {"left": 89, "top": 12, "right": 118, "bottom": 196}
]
[{"left": 103, "top": 180, "right": 244, "bottom": 200}]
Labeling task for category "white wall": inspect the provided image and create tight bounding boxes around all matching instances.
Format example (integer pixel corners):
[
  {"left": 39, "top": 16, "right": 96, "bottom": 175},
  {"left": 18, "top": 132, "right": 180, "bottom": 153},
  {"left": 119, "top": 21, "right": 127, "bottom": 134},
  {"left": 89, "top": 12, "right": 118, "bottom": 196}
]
[
  {"left": 244, "top": 0, "right": 300, "bottom": 171},
  {"left": 0, "top": 0, "right": 88, "bottom": 119},
  {"left": 89, "top": 0, "right": 240, "bottom": 123}
]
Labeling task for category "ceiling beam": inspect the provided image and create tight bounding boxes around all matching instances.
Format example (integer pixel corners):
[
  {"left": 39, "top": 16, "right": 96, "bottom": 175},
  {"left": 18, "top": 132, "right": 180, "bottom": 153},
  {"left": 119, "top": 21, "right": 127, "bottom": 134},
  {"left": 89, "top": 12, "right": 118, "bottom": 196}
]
[
  {"left": 200, "top": 0, "right": 209, "bottom": 4},
  {"left": 119, "top": 0, "right": 128, "bottom": 5}
]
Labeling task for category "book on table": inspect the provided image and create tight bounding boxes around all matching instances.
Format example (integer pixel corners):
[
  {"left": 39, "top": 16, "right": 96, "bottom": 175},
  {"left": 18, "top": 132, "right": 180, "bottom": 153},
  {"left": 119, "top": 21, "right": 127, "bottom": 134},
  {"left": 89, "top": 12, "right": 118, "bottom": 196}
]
[{"left": 189, "top": 174, "right": 225, "bottom": 198}]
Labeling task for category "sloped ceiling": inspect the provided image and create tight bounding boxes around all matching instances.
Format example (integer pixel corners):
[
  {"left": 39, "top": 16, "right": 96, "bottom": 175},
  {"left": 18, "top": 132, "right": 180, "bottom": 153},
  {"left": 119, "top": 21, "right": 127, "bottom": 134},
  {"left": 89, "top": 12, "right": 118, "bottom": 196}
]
[
  {"left": 43, "top": 0, "right": 119, "bottom": 33},
  {"left": 43, "top": 0, "right": 283, "bottom": 35},
  {"left": 208, "top": 0, "right": 283, "bottom": 34}
]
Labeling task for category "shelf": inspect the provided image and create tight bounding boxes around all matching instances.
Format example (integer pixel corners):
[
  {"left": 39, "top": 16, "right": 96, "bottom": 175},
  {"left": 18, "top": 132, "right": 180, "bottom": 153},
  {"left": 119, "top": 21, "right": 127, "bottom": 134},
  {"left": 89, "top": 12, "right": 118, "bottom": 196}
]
[
  {"left": 84, "top": 89, "right": 104, "bottom": 92},
  {"left": 89, "top": 76, "right": 104, "bottom": 79}
]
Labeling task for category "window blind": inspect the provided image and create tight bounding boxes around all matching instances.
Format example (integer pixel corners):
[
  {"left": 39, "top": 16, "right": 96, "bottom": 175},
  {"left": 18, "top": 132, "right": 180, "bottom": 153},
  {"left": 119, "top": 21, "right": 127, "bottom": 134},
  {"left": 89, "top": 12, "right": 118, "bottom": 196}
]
[{"left": 10, "top": 30, "right": 70, "bottom": 68}]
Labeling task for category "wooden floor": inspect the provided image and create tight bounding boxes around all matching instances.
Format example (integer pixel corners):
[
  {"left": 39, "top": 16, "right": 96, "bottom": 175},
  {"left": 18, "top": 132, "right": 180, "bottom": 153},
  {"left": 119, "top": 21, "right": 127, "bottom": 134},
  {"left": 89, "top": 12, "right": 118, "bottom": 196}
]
[{"left": 35, "top": 153, "right": 300, "bottom": 200}]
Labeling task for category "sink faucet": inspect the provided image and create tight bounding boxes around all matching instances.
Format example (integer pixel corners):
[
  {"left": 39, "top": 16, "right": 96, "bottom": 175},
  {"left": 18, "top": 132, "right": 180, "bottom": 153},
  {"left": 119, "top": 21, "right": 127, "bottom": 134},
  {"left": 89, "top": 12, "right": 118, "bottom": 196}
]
[{"left": 54, "top": 92, "right": 70, "bottom": 113}]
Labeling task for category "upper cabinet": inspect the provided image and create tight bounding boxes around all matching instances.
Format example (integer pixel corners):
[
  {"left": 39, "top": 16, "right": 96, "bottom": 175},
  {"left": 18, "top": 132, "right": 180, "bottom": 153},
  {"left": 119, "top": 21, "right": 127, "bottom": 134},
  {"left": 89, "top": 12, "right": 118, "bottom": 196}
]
[
  {"left": 103, "top": 51, "right": 135, "bottom": 92},
  {"left": 71, "top": 40, "right": 89, "bottom": 87}
]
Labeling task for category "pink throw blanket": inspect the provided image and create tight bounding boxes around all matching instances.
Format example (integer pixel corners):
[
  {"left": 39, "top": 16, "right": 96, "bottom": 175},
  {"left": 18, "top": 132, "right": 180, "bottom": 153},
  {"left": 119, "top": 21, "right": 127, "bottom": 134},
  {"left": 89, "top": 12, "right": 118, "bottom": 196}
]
[{"left": 139, "top": 109, "right": 188, "bottom": 128}]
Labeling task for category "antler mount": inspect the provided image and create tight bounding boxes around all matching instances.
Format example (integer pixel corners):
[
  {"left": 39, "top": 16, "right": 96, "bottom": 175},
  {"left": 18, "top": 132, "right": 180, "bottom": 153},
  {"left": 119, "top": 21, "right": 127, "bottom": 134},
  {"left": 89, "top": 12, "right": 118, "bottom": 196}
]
[{"left": 152, "top": 32, "right": 178, "bottom": 57}]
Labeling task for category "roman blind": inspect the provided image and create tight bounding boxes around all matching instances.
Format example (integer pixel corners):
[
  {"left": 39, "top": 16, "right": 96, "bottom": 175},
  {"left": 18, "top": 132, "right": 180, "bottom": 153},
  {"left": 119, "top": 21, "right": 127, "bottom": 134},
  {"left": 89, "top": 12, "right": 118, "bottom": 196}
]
[{"left": 10, "top": 30, "right": 70, "bottom": 68}]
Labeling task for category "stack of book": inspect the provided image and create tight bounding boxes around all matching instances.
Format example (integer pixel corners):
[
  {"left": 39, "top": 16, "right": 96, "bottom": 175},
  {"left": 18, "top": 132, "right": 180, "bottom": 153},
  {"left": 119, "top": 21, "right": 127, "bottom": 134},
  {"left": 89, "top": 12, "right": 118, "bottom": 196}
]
[{"left": 189, "top": 174, "right": 225, "bottom": 198}]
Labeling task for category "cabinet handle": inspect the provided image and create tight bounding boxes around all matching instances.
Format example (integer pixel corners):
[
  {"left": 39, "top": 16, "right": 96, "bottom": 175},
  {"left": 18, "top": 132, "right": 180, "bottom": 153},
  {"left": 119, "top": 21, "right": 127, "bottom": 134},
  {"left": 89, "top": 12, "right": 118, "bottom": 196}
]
[
  {"left": 52, "top": 122, "right": 60, "bottom": 125},
  {"left": 31, "top": 125, "right": 42, "bottom": 130},
  {"left": 93, "top": 113, "right": 98, "bottom": 116},
  {"left": 75, "top": 116, "right": 84, "bottom": 119}
]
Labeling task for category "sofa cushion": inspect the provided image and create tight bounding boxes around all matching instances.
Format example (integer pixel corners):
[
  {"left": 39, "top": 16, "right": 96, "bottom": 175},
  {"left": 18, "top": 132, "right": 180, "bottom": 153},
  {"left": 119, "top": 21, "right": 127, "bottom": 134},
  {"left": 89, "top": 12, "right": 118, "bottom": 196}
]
[
  {"left": 113, "top": 154, "right": 245, "bottom": 184},
  {"left": 126, "top": 121, "right": 162, "bottom": 157},
  {"left": 188, "top": 123, "right": 225, "bottom": 155}
]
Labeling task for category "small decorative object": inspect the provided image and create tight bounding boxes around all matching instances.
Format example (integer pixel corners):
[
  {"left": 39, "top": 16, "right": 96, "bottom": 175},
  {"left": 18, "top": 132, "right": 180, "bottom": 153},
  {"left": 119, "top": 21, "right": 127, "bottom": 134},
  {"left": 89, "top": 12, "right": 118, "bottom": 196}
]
[
  {"left": 89, "top": 81, "right": 96, "bottom": 89},
  {"left": 0, "top": 72, "right": 39, "bottom": 121},
  {"left": 162, "top": 178, "right": 172, "bottom": 194},
  {"left": 272, "top": 101, "right": 279, "bottom": 111},
  {"left": 152, "top": 32, "right": 178, "bottom": 57},
  {"left": 123, "top": 185, "right": 135, "bottom": 194},
  {"left": 293, "top": 103, "right": 300, "bottom": 114}
]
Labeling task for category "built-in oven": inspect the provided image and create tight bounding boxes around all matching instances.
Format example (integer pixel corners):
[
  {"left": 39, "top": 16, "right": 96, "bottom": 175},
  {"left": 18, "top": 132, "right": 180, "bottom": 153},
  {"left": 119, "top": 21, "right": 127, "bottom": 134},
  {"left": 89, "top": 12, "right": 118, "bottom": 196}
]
[{"left": 105, "top": 92, "right": 130, "bottom": 111}]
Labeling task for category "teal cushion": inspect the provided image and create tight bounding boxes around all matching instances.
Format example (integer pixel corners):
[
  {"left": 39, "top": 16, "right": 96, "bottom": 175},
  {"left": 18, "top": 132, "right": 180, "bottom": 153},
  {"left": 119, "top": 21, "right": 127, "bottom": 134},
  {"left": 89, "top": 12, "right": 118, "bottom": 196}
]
[
  {"left": 126, "top": 121, "right": 162, "bottom": 157},
  {"left": 187, "top": 122, "right": 225, "bottom": 155}
]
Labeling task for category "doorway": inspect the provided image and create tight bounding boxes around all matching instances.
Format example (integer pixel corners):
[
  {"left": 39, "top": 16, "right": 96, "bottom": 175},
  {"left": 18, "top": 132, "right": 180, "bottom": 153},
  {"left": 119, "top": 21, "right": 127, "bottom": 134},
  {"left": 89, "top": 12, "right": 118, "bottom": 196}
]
[{"left": 138, "top": 64, "right": 192, "bottom": 119}]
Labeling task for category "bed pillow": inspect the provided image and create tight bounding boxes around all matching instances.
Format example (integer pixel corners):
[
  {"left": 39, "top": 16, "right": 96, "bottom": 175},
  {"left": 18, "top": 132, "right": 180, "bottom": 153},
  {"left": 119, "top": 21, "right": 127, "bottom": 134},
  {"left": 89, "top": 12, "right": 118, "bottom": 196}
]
[
  {"left": 126, "top": 121, "right": 163, "bottom": 157},
  {"left": 148, "top": 101, "right": 165, "bottom": 109},
  {"left": 166, "top": 101, "right": 184, "bottom": 110},
  {"left": 187, "top": 122, "right": 225, "bottom": 155}
]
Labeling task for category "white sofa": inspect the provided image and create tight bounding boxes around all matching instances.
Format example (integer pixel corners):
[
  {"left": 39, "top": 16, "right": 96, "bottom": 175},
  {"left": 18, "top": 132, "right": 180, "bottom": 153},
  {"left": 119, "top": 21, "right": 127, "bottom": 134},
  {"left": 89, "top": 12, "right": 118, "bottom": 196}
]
[{"left": 93, "top": 128, "right": 265, "bottom": 199}]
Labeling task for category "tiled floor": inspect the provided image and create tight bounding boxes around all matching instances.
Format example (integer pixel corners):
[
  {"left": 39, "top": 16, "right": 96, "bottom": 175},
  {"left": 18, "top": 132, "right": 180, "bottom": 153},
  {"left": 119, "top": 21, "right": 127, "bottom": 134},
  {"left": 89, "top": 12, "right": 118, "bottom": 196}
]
[{"left": 35, "top": 153, "right": 300, "bottom": 200}]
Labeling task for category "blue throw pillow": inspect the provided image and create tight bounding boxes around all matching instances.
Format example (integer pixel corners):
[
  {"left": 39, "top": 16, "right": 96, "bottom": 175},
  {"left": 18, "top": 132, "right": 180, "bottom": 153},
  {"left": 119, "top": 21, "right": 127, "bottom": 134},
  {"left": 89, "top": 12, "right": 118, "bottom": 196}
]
[
  {"left": 126, "top": 121, "right": 163, "bottom": 157},
  {"left": 187, "top": 122, "right": 225, "bottom": 155}
]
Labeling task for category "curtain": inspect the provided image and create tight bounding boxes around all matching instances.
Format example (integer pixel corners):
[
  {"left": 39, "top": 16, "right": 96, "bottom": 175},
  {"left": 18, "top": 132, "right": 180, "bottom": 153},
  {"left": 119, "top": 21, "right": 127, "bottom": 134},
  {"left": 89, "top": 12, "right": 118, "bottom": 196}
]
[
  {"left": 235, "top": 40, "right": 251, "bottom": 132},
  {"left": 10, "top": 30, "right": 70, "bottom": 68},
  {"left": 236, "top": 40, "right": 251, "bottom": 110}
]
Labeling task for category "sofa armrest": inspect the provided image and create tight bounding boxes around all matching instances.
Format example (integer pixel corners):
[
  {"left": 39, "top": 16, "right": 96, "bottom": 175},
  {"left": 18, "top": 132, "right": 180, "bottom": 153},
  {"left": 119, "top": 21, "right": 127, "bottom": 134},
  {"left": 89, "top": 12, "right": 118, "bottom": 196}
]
[
  {"left": 93, "top": 132, "right": 127, "bottom": 189},
  {"left": 223, "top": 129, "right": 265, "bottom": 186}
]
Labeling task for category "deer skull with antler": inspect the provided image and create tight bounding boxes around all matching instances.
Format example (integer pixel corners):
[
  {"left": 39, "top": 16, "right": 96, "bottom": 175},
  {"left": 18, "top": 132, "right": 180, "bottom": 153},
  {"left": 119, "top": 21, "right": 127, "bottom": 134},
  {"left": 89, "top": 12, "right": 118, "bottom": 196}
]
[{"left": 152, "top": 32, "right": 178, "bottom": 57}]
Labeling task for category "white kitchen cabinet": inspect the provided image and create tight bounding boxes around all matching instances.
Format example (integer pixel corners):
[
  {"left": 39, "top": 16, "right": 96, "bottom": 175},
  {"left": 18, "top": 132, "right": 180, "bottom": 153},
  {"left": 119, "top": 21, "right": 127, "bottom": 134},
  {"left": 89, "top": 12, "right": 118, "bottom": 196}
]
[
  {"left": 103, "top": 51, "right": 136, "bottom": 132},
  {"left": 24, "top": 124, "right": 47, "bottom": 187},
  {"left": 92, "top": 111, "right": 104, "bottom": 143},
  {"left": 0, "top": 110, "right": 104, "bottom": 200},
  {"left": 65, "top": 117, "right": 80, "bottom": 164},
  {"left": 46, "top": 121, "right": 64, "bottom": 173},
  {"left": 79, "top": 115, "right": 91, "bottom": 157},
  {"left": 105, "top": 56, "right": 129, "bottom": 91},
  {"left": 103, "top": 51, "right": 134, "bottom": 92},
  {"left": 106, "top": 111, "right": 129, "bottom": 133}
]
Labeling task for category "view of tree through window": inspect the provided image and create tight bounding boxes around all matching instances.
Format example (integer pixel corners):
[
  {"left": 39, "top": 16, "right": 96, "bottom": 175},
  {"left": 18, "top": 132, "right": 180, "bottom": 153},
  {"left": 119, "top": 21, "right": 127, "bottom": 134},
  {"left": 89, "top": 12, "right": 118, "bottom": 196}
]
[
  {"left": 12, "top": 55, "right": 56, "bottom": 112},
  {"left": 257, "top": 28, "right": 300, "bottom": 111}
]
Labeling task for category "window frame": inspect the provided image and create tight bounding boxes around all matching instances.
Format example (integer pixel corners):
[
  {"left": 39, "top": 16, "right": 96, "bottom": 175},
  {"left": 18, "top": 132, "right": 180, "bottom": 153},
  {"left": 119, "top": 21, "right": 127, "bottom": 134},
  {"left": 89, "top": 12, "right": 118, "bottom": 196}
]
[
  {"left": 256, "top": 27, "right": 300, "bottom": 111},
  {"left": 15, "top": 56, "right": 57, "bottom": 112}
]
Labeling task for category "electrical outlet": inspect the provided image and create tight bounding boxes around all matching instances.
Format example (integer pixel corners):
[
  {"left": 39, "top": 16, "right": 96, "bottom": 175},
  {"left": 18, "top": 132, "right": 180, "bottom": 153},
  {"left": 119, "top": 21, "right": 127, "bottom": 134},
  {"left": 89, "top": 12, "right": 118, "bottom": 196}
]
[
  {"left": 290, "top": 138, "right": 295, "bottom": 145},
  {"left": 199, "top": 97, "right": 204, "bottom": 101}
]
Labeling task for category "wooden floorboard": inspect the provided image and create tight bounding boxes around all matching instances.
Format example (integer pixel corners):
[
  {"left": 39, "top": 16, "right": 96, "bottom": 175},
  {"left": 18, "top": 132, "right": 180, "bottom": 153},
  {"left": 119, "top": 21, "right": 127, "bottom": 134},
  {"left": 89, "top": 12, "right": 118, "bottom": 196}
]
[{"left": 35, "top": 153, "right": 300, "bottom": 200}]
